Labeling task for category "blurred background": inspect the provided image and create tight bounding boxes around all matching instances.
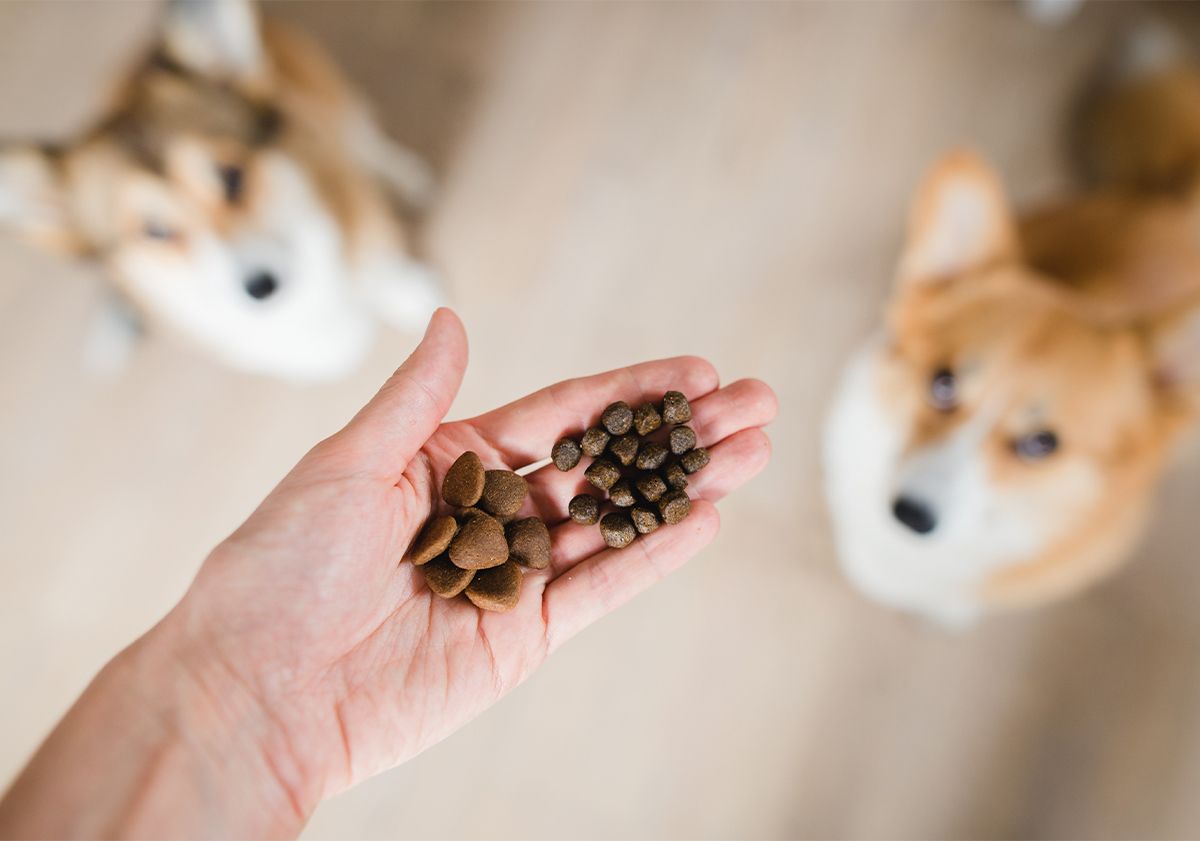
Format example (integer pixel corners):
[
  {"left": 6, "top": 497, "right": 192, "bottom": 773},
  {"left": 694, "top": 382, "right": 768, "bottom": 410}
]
[{"left": 3, "top": 1, "right": 1200, "bottom": 838}]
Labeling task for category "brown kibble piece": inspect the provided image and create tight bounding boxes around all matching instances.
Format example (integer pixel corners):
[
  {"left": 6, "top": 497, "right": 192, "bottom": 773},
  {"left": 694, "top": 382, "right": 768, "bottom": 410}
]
[
  {"left": 569, "top": 494, "right": 601, "bottom": 525},
  {"left": 551, "top": 438, "right": 582, "bottom": 471},
  {"left": 600, "top": 512, "right": 637, "bottom": 548},
  {"left": 669, "top": 426, "right": 697, "bottom": 455},
  {"left": 581, "top": 427, "right": 611, "bottom": 457},
  {"left": 610, "top": 479, "right": 637, "bottom": 508},
  {"left": 633, "top": 402, "right": 662, "bottom": 436},
  {"left": 636, "top": 474, "right": 668, "bottom": 503},
  {"left": 448, "top": 511, "right": 509, "bottom": 569},
  {"left": 585, "top": 458, "right": 621, "bottom": 491},
  {"left": 405, "top": 515, "right": 458, "bottom": 566},
  {"left": 663, "top": 461, "right": 689, "bottom": 490},
  {"left": 600, "top": 401, "right": 634, "bottom": 435},
  {"left": 480, "top": 470, "right": 528, "bottom": 518},
  {"left": 631, "top": 506, "right": 661, "bottom": 535},
  {"left": 466, "top": 560, "right": 523, "bottom": 612},
  {"left": 661, "top": 391, "right": 692, "bottom": 424},
  {"left": 609, "top": 433, "right": 639, "bottom": 467},
  {"left": 680, "top": 447, "right": 711, "bottom": 474},
  {"left": 442, "top": 451, "right": 485, "bottom": 507},
  {"left": 506, "top": 517, "right": 551, "bottom": 569},
  {"left": 636, "top": 441, "right": 669, "bottom": 471},
  {"left": 424, "top": 555, "right": 475, "bottom": 598},
  {"left": 659, "top": 489, "right": 692, "bottom": 525}
]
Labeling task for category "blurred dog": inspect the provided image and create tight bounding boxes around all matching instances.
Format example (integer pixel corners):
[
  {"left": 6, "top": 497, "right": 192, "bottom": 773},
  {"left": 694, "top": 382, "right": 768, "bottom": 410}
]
[
  {"left": 0, "top": 0, "right": 440, "bottom": 382},
  {"left": 824, "top": 26, "right": 1200, "bottom": 624}
]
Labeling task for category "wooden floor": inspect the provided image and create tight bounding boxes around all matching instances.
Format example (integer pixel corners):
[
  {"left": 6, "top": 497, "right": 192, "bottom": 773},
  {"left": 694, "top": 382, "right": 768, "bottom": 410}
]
[{"left": 2, "top": 2, "right": 1200, "bottom": 838}]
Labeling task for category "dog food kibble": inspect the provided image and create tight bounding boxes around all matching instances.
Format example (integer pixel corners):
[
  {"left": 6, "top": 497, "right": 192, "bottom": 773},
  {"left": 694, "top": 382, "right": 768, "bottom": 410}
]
[
  {"left": 631, "top": 506, "right": 661, "bottom": 535},
  {"left": 658, "top": 489, "right": 692, "bottom": 525},
  {"left": 601, "top": 401, "right": 634, "bottom": 435},
  {"left": 552, "top": 438, "right": 582, "bottom": 471},
  {"left": 636, "top": 473, "right": 668, "bottom": 503},
  {"left": 600, "top": 512, "right": 637, "bottom": 548},
  {"left": 581, "top": 427, "right": 611, "bottom": 458},
  {"left": 448, "top": 511, "right": 509, "bottom": 570},
  {"left": 669, "top": 425, "right": 697, "bottom": 455},
  {"left": 405, "top": 515, "right": 458, "bottom": 566},
  {"left": 633, "top": 402, "right": 663, "bottom": 436},
  {"left": 569, "top": 494, "right": 601, "bottom": 525},
  {"left": 585, "top": 458, "right": 622, "bottom": 491},
  {"left": 663, "top": 461, "right": 689, "bottom": 490},
  {"left": 480, "top": 469, "right": 528, "bottom": 518},
  {"left": 442, "top": 451, "right": 485, "bottom": 507},
  {"left": 635, "top": 441, "right": 670, "bottom": 471},
  {"left": 609, "top": 433, "right": 640, "bottom": 467},
  {"left": 610, "top": 479, "right": 637, "bottom": 508},
  {"left": 661, "top": 390, "right": 693, "bottom": 425},
  {"left": 680, "top": 447, "right": 711, "bottom": 474},
  {"left": 424, "top": 555, "right": 475, "bottom": 598},
  {"left": 465, "top": 560, "right": 523, "bottom": 612},
  {"left": 506, "top": 517, "right": 551, "bottom": 569}
]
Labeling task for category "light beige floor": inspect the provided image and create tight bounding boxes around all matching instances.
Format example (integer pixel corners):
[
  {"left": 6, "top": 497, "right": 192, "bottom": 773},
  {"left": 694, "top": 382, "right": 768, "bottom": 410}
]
[{"left": 3, "top": 1, "right": 1200, "bottom": 838}]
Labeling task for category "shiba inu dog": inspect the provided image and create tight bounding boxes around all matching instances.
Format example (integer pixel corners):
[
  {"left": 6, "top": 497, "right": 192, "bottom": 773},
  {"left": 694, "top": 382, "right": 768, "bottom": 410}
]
[
  {"left": 823, "top": 27, "right": 1200, "bottom": 624},
  {"left": 0, "top": 0, "right": 441, "bottom": 382}
]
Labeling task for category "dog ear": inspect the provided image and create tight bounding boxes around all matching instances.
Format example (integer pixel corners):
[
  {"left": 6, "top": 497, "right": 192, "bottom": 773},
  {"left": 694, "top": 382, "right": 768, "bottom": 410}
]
[
  {"left": 0, "top": 145, "right": 83, "bottom": 254},
  {"left": 897, "top": 150, "right": 1019, "bottom": 286},
  {"left": 162, "top": 0, "right": 266, "bottom": 85},
  {"left": 1148, "top": 302, "right": 1200, "bottom": 411}
]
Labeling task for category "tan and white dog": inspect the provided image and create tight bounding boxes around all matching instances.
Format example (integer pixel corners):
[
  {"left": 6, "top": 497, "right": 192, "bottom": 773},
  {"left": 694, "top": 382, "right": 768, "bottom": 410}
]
[
  {"left": 0, "top": 0, "right": 440, "bottom": 382},
  {"left": 824, "top": 28, "right": 1200, "bottom": 624}
]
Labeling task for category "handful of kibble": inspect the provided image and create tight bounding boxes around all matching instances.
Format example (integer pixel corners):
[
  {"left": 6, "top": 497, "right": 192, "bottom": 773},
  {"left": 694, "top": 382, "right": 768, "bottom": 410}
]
[
  {"left": 551, "top": 390, "right": 710, "bottom": 549},
  {"left": 403, "top": 452, "right": 550, "bottom": 612}
]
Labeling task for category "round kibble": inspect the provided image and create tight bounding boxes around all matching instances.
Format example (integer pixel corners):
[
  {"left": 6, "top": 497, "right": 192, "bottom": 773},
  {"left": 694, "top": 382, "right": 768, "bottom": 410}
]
[
  {"left": 633, "top": 402, "right": 662, "bottom": 436},
  {"left": 659, "top": 489, "right": 692, "bottom": 525},
  {"left": 448, "top": 511, "right": 509, "bottom": 569},
  {"left": 424, "top": 555, "right": 475, "bottom": 598},
  {"left": 405, "top": 515, "right": 458, "bottom": 566},
  {"left": 635, "top": 441, "right": 669, "bottom": 471},
  {"left": 610, "top": 479, "right": 637, "bottom": 508},
  {"left": 635, "top": 474, "right": 668, "bottom": 504},
  {"left": 661, "top": 391, "right": 692, "bottom": 425},
  {"left": 669, "top": 425, "right": 697, "bottom": 455},
  {"left": 680, "top": 447, "right": 711, "bottom": 474},
  {"left": 569, "top": 494, "right": 601, "bottom": 525},
  {"left": 631, "top": 506, "right": 661, "bottom": 535},
  {"left": 585, "top": 458, "right": 621, "bottom": 491},
  {"left": 600, "top": 401, "right": 634, "bottom": 435},
  {"left": 480, "top": 469, "right": 528, "bottom": 518},
  {"left": 609, "top": 433, "right": 639, "bottom": 467},
  {"left": 465, "top": 560, "right": 523, "bottom": 612},
  {"left": 581, "top": 427, "right": 611, "bottom": 458},
  {"left": 600, "top": 512, "right": 637, "bottom": 548},
  {"left": 442, "top": 451, "right": 485, "bottom": 507},
  {"left": 551, "top": 438, "right": 582, "bottom": 471},
  {"left": 663, "top": 461, "right": 689, "bottom": 490},
  {"left": 506, "top": 517, "right": 551, "bottom": 569}
]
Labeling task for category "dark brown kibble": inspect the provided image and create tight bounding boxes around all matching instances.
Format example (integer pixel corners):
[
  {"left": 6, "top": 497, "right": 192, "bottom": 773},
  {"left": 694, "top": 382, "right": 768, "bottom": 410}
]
[
  {"left": 636, "top": 441, "right": 669, "bottom": 471},
  {"left": 661, "top": 391, "right": 692, "bottom": 425},
  {"left": 465, "top": 560, "right": 523, "bottom": 612},
  {"left": 659, "top": 490, "right": 692, "bottom": 525},
  {"left": 631, "top": 506, "right": 661, "bottom": 535},
  {"left": 448, "top": 511, "right": 509, "bottom": 569},
  {"left": 669, "top": 425, "right": 697, "bottom": 455},
  {"left": 569, "top": 494, "right": 601, "bottom": 525},
  {"left": 506, "top": 517, "right": 551, "bottom": 569},
  {"left": 456, "top": 506, "right": 486, "bottom": 523},
  {"left": 551, "top": 438, "right": 582, "bottom": 471},
  {"left": 680, "top": 447, "right": 711, "bottom": 474},
  {"left": 636, "top": 474, "right": 668, "bottom": 503},
  {"left": 442, "top": 451, "right": 485, "bottom": 508},
  {"left": 663, "top": 461, "right": 689, "bottom": 490},
  {"left": 609, "top": 433, "right": 639, "bottom": 467},
  {"left": 600, "top": 512, "right": 637, "bottom": 548},
  {"left": 600, "top": 401, "right": 634, "bottom": 435},
  {"left": 424, "top": 554, "right": 475, "bottom": 598},
  {"left": 585, "top": 458, "right": 621, "bottom": 491},
  {"left": 633, "top": 402, "right": 662, "bottom": 436},
  {"left": 405, "top": 515, "right": 458, "bottom": 566},
  {"left": 480, "top": 469, "right": 528, "bottom": 518},
  {"left": 610, "top": 479, "right": 637, "bottom": 508},
  {"left": 581, "top": 427, "right": 611, "bottom": 457}
]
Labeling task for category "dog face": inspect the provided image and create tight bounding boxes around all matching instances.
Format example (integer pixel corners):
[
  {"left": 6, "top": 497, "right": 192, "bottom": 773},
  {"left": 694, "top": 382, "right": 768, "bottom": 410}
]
[{"left": 824, "top": 152, "right": 1200, "bottom": 622}]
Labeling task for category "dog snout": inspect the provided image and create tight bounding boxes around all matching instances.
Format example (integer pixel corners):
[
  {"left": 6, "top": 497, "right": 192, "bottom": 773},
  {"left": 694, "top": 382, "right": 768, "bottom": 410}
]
[
  {"left": 892, "top": 495, "right": 937, "bottom": 535},
  {"left": 244, "top": 270, "right": 280, "bottom": 301}
]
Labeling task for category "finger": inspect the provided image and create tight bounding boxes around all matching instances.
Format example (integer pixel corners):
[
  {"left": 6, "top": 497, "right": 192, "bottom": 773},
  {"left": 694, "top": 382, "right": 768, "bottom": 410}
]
[
  {"left": 468, "top": 356, "right": 720, "bottom": 468},
  {"left": 542, "top": 499, "right": 720, "bottom": 653}
]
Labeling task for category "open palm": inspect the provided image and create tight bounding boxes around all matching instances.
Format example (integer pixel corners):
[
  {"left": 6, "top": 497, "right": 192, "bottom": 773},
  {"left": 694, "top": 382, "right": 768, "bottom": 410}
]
[{"left": 172, "top": 309, "right": 776, "bottom": 816}]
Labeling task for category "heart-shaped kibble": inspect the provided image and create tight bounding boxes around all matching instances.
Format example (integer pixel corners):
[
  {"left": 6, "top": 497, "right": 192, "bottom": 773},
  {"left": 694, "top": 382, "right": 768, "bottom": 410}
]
[
  {"left": 442, "top": 451, "right": 485, "bottom": 508},
  {"left": 661, "top": 390, "right": 692, "bottom": 425},
  {"left": 480, "top": 469, "right": 528, "bottom": 519},
  {"left": 658, "top": 489, "right": 692, "bottom": 525},
  {"left": 581, "top": 427, "right": 611, "bottom": 457},
  {"left": 466, "top": 560, "right": 523, "bottom": 612},
  {"left": 600, "top": 511, "right": 637, "bottom": 548},
  {"left": 551, "top": 438, "right": 582, "bottom": 471},
  {"left": 405, "top": 515, "right": 458, "bottom": 566},
  {"left": 448, "top": 511, "right": 509, "bottom": 570},
  {"left": 506, "top": 517, "right": 551, "bottom": 569},
  {"left": 669, "top": 425, "right": 697, "bottom": 455},
  {"left": 424, "top": 555, "right": 475, "bottom": 598}
]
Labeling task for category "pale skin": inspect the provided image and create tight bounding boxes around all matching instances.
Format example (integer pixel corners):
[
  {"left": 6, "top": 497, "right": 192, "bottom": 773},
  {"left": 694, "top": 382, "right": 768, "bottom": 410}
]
[{"left": 0, "top": 309, "right": 777, "bottom": 839}]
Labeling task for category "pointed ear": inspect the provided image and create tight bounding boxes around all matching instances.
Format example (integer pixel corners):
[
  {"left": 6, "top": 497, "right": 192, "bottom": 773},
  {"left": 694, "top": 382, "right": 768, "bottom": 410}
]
[
  {"left": 897, "top": 150, "right": 1019, "bottom": 286},
  {"left": 0, "top": 146, "right": 82, "bottom": 254},
  {"left": 1148, "top": 303, "right": 1200, "bottom": 410},
  {"left": 162, "top": 0, "right": 266, "bottom": 85}
]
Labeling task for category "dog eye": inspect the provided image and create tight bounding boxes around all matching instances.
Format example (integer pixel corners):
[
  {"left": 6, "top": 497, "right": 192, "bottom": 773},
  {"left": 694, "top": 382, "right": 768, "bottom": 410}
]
[
  {"left": 218, "top": 165, "right": 244, "bottom": 204},
  {"left": 929, "top": 367, "right": 958, "bottom": 411},
  {"left": 143, "top": 220, "right": 177, "bottom": 241},
  {"left": 1013, "top": 430, "right": 1059, "bottom": 461}
]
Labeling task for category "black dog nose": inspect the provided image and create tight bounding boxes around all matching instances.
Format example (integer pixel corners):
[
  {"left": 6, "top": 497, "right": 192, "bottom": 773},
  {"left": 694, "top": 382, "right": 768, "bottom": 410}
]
[
  {"left": 892, "top": 496, "right": 937, "bottom": 535},
  {"left": 244, "top": 271, "right": 279, "bottom": 300}
]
